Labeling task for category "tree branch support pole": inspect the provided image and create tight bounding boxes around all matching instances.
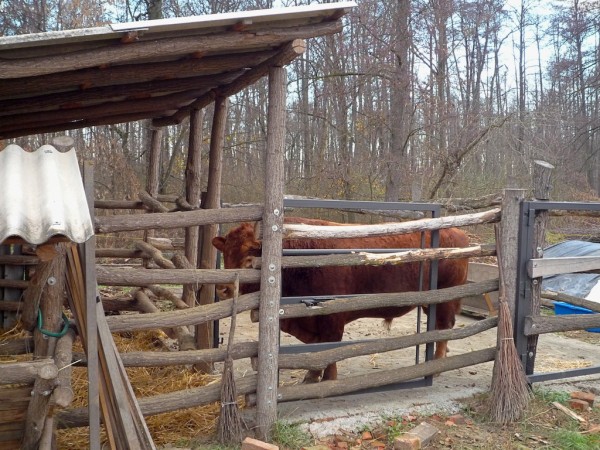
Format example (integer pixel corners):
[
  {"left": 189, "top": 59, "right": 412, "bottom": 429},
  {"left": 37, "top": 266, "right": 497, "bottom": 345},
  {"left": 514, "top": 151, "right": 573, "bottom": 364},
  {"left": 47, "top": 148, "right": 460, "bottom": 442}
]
[
  {"left": 526, "top": 160, "right": 554, "bottom": 374},
  {"left": 500, "top": 189, "right": 525, "bottom": 316},
  {"left": 196, "top": 96, "right": 227, "bottom": 371},
  {"left": 256, "top": 66, "right": 286, "bottom": 441},
  {"left": 184, "top": 108, "right": 204, "bottom": 309},
  {"left": 144, "top": 127, "right": 163, "bottom": 267}
]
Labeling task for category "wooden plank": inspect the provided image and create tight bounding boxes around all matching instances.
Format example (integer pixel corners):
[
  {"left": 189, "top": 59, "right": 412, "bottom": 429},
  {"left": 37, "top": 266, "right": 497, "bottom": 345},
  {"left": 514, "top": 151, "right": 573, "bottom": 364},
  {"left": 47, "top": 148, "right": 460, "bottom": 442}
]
[{"left": 528, "top": 256, "right": 600, "bottom": 278}]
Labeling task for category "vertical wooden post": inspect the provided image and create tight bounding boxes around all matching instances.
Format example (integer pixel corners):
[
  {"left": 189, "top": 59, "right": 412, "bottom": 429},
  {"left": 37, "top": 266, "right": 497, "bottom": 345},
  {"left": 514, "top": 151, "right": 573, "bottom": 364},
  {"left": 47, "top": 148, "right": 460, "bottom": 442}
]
[
  {"left": 256, "top": 67, "right": 286, "bottom": 441},
  {"left": 183, "top": 108, "right": 204, "bottom": 308},
  {"left": 196, "top": 96, "right": 228, "bottom": 367},
  {"left": 500, "top": 189, "right": 525, "bottom": 316},
  {"left": 82, "top": 162, "right": 101, "bottom": 450},
  {"left": 143, "top": 127, "right": 163, "bottom": 267},
  {"left": 33, "top": 243, "right": 67, "bottom": 359},
  {"left": 526, "top": 160, "right": 554, "bottom": 373}
]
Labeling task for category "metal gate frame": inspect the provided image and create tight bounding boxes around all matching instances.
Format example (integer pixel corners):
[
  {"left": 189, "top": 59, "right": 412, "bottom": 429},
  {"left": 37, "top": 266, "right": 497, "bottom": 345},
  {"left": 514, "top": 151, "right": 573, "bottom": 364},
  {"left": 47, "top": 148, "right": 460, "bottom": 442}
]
[
  {"left": 514, "top": 200, "right": 600, "bottom": 383},
  {"left": 279, "top": 198, "right": 441, "bottom": 391}
]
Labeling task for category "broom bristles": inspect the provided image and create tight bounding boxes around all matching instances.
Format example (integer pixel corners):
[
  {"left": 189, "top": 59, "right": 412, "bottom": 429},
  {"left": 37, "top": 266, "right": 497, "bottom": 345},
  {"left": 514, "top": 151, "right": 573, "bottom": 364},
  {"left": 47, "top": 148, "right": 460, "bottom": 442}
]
[
  {"left": 217, "top": 276, "right": 243, "bottom": 444},
  {"left": 488, "top": 224, "right": 531, "bottom": 423},
  {"left": 488, "top": 299, "right": 531, "bottom": 423}
]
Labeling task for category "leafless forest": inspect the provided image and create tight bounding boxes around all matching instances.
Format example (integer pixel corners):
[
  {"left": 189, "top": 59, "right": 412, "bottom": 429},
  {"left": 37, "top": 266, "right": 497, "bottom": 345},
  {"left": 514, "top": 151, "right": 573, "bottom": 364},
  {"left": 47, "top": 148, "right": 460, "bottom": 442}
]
[{"left": 2, "top": 0, "right": 600, "bottom": 208}]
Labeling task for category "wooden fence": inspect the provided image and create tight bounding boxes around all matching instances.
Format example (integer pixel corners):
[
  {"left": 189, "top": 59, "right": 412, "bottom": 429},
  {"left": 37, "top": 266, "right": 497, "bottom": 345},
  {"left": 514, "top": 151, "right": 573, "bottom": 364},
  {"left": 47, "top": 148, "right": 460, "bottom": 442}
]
[{"left": 2, "top": 188, "right": 599, "bottom": 440}]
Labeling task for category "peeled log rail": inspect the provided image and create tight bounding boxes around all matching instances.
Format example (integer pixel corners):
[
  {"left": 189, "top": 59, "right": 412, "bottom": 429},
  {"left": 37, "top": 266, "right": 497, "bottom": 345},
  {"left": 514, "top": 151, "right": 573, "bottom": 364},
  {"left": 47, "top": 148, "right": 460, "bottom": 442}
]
[
  {"left": 253, "top": 244, "right": 496, "bottom": 269},
  {"left": 279, "top": 316, "right": 498, "bottom": 371},
  {"left": 56, "top": 373, "right": 259, "bottom": 428},
  {"left": 277, "top": 347, "right": 496, "bottom": 402},
  {"left": 524, "top": 314, "right": 600, "bottom": 336},
  {"left": 73, "top": 341, "right": 259, "bottom": 367},
  {"left": 104, "top": 292, "right": 260, "bottom": 332},
  {"left": 277, "top": 279, "right": 499, "bottom": 320},
  {"left": 94, "top": 205, "right": 263, "bottom": 234},
  {"left": 96, "top": 266, "right": 260, "bottom": 286},
  {"left": 0, "top": 360, "right": 58, "bottom": 385},
  {"left": 282, "top": 208, "right": 501, "bottom": 239}
]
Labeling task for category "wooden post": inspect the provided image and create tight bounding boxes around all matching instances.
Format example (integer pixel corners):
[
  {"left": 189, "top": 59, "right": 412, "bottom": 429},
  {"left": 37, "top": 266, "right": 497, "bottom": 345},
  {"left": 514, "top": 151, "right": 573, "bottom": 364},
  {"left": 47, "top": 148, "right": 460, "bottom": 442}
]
[
  {"left": 21, "top": 363, "right": 59, "bottom": 450},
  {"left": 183, "top": 108, "right": 204, "bottom": 308},
  {"left": 33, "top": 243, "right": 67, "bottom": 359},
  {"left": 82, "top": 162, "right": 101, "bottom": 450},
  {"left": 526, "top": 160, "right": 554, "bottom": 373},
  {"left": 500, "top": 189, "right": 525, "bottom": 316},
  {"left": 143, "top": 127, "right": 163, "bottom": 267},
  {"left": 256, "top": 66, "right": 286, "bottom": 441},
  {"left": 196, "top": 96, "right": 227, "bottom": 370}
]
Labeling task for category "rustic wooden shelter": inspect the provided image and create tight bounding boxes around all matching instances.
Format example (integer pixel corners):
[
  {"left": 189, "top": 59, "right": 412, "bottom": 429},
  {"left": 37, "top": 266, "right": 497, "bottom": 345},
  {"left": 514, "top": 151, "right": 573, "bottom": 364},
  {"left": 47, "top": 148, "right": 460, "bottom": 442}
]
[
  {"left": 3, "top": 3, "right": 599, "bottom": 449},
  {"left": 0, "top": 2, "right": 356, "bottom": 447}
]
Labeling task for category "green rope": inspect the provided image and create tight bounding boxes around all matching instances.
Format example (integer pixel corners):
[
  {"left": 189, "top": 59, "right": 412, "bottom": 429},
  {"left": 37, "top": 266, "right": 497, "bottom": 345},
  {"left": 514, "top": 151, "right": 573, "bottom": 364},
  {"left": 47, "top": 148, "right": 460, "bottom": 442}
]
[{"left": 37, "top": 310, "right": 70, "bottom": 338}]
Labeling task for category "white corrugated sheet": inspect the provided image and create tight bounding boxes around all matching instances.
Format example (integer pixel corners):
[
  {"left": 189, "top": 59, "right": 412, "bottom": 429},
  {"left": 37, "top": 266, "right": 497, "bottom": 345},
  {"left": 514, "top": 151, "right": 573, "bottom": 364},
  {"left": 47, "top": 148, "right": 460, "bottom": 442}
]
[{"left": 0, "top": 145, "right": 94, "bottom": 244}]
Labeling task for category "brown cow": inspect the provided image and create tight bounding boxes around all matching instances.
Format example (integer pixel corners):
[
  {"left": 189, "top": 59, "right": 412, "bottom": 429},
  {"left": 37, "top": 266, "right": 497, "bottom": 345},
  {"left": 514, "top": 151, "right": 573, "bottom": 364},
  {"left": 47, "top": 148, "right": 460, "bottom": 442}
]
[{"left": 212, "top": 217, "right": 469, "bottom": 382}]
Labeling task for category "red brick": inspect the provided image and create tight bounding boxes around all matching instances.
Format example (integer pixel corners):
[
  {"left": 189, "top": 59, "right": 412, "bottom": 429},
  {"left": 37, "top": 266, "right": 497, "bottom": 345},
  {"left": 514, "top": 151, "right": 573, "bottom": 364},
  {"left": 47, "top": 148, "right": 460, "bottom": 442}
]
[
  {"left": 393, "top": 435, "right": 420, "bottom": 450},
  {"left": 571, "top": 391, "right": 596, "bottom": 407},
  {"left": 242, "top": 437, "right": 279, "bottom": 450},
  {"left": 568, "top": 399, "right": 590, "bottom": 412},
  {"left": 448, "top": 414, "right": 467, "bottom": 425}
]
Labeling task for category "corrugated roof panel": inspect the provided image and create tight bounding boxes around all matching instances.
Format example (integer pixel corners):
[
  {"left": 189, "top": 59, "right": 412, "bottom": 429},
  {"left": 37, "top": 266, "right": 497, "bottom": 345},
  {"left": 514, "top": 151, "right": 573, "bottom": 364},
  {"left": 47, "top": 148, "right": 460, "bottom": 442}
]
[{"left": 0, "top": 145, "right": 94, "bottom": 244}]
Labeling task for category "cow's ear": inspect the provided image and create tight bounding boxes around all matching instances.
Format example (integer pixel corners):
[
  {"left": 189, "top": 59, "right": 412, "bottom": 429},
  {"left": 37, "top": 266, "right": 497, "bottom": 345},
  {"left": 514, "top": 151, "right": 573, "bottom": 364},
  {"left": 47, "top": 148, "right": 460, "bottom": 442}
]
[{"left": 212, "top": 236, "right": 226, "bottom": 251}]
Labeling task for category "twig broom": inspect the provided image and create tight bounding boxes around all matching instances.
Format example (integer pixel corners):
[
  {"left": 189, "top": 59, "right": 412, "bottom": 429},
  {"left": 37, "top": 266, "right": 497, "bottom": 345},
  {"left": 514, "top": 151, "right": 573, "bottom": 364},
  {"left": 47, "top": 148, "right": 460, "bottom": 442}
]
[
  {"left": 488, "top": 225, "right": 531, "bottom": 423},
  {"left": 217, "top": 275, "right": 244, "bottom": 444}
]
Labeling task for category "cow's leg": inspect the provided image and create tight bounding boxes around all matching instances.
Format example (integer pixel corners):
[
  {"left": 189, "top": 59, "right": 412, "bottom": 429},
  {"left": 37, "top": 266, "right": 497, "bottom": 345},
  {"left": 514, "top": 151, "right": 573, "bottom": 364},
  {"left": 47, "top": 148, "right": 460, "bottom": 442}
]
[
  {"left": 303, "top": 369, "right": 324, "bottom": 383},
  {"left": 432, "top": 300, "right": 460, "bottom": 360},
  {"left": 312, "top": 316, "right": 345, "bottom": 382}
]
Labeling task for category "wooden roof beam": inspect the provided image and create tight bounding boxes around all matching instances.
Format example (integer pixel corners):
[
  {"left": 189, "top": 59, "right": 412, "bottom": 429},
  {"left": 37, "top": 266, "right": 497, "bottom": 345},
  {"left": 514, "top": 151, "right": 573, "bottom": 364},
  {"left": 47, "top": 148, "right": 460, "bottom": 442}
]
[
  {"left": 0, "top": 21, "right": 340, "bottom": 79},
  {"left": 0, "top": 50, "right": 275, "bottom": 99},
  {"left": 0, "top": 110, "right": 173, "bottom": 140},
  {"left": 0, "top": 71, "right": 245, "bottom": 117},
  {"left": 153, "top": 38, "right": 307, "bottom": 127},
  {"left": 0, "top": 88, "right": 207, "bottom": 133}
]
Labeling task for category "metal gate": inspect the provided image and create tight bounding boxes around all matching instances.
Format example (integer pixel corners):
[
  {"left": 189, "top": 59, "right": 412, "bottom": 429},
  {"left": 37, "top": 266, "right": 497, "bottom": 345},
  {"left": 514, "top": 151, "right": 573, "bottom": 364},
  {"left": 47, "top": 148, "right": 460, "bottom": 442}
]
[
  {"left": 279, "top": 198, "right": 441, "bottom": 391},
  {"left": 514, "top": 200, "right": 600, "bottom": 383}
]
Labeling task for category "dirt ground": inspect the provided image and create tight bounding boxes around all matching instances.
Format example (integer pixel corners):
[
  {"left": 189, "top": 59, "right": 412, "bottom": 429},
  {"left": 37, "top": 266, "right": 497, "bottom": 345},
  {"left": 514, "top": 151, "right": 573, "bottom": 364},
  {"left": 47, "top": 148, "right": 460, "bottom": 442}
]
[{"left": 217, "top": 308, "right": 600, "bottom": 448}]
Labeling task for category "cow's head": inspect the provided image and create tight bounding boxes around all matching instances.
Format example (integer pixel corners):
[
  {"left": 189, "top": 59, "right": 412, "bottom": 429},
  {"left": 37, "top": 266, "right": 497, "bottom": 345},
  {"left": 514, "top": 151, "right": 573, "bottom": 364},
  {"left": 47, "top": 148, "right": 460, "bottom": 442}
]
[{"left": 212, "top": 222, "right": 262, "bottom": 299}]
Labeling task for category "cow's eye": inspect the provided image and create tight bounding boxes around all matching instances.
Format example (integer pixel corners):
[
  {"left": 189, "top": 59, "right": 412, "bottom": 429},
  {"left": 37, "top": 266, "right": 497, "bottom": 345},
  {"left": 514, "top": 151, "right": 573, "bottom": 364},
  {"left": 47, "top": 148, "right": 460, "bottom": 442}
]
[{"left": 242, "top": 256, "right": 253, "bottom": 268}]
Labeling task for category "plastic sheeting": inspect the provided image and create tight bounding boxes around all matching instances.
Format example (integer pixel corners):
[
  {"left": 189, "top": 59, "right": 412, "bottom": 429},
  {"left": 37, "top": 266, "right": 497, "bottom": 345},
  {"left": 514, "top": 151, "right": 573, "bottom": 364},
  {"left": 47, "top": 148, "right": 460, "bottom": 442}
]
[{"left": 542, "top": 240, "right": 600, "bottom": 304}]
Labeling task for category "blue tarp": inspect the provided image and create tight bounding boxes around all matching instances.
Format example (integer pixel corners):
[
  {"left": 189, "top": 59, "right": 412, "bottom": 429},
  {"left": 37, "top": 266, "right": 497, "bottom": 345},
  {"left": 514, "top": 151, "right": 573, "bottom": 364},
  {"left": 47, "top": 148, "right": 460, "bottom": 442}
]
[{"left": 542, "top": 240, "right": 600, "bottom": 302}]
